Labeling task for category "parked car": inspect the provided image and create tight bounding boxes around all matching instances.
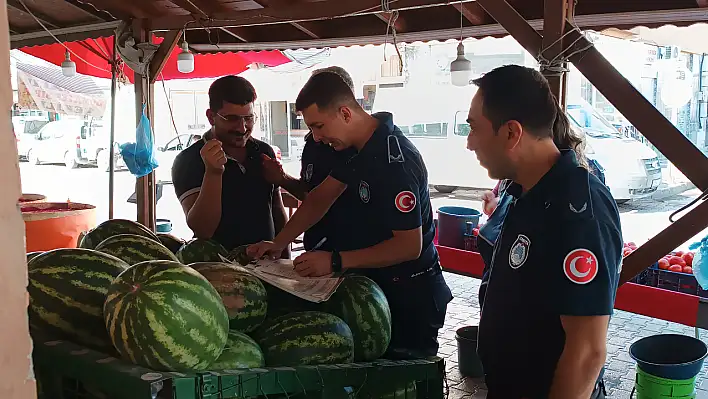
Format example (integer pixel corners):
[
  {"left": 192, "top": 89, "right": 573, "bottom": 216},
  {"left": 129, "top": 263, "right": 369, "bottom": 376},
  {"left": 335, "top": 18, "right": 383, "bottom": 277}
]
[
  {"left": 14, "top": 119, "right": 49, "bottom": 160},
  {"left": 24, "top": 119, "right": 112, "bottom": 169}
]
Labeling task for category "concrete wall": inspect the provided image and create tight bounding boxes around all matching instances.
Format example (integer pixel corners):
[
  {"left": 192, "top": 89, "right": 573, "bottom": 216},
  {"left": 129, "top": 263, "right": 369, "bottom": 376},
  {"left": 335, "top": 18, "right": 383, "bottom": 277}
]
[{"left": 0, "top": 1, "right": 37, "bottom": 397}]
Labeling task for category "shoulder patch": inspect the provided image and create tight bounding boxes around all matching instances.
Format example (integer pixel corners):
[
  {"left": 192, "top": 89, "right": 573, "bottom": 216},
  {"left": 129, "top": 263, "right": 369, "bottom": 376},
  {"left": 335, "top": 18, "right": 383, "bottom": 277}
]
[
  {"left": 563, "top": 248, "right": 599, "bottom": 284},
  {"left": 395, "top": 191, "right": 416, "bottom": 213}
]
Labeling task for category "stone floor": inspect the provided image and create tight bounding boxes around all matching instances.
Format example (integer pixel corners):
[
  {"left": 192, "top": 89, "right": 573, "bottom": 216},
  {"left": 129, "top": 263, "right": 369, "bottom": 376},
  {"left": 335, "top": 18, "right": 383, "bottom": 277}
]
[{"left": 439, "top": 272, "right": 708, "bottom": 399}]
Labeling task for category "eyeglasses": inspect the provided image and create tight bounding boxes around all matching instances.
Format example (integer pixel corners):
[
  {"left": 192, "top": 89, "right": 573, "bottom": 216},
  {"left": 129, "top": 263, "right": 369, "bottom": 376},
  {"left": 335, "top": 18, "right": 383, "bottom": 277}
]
[{"left": 216, "top": 112, "right": 257, "bottom": 125}]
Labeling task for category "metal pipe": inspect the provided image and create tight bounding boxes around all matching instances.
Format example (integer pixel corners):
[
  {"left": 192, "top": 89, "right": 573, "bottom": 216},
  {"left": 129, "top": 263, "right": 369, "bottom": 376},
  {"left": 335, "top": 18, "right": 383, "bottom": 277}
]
[{"left": 108, "top": 35, "right": 117, "bottom": 219}]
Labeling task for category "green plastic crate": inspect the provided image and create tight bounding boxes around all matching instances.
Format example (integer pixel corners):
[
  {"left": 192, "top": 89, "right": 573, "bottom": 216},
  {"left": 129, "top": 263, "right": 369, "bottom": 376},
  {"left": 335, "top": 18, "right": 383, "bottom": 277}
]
[{"left": 33, "top": 337, "right": 445, "bottom": 399}]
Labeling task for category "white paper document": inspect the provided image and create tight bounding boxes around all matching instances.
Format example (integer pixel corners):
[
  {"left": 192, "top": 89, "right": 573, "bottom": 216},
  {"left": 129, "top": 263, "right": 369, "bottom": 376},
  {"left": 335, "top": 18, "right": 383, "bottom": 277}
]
[{"left": 218, "top": 255, "right": 343, "bottom": 303}]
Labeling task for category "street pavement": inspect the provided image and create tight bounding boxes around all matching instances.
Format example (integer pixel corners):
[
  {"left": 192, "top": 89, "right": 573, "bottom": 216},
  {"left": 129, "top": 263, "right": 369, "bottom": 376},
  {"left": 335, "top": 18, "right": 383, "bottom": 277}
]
[{"left": 17, "top": 161, "right": 708, "bottom": 398}]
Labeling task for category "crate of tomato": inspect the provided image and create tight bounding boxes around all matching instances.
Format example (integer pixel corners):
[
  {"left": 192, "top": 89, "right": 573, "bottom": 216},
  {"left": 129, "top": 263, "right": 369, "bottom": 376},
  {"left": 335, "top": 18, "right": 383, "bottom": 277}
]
[{"left": 623, "top": 242, "right": 702, "bottom": 297}]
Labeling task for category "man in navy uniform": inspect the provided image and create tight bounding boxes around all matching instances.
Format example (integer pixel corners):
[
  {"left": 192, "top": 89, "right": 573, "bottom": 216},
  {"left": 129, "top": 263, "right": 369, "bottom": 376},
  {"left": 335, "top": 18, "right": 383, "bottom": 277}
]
[
  {"left": 261, "top": 66, "right": 358, "bottom": 253},
  {"left": 466, "top": 65, "right": 621, "bottom": 399},
  {"left": 249, "top": 71, "right": 453, "bottom": 359}
]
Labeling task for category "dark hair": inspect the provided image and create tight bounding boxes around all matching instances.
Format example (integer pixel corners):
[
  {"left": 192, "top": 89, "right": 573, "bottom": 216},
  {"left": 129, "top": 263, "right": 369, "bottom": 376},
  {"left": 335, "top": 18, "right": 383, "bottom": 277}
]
[
  {"left": 295, "top": 71, "right": 358, "bottom": 112},
  {"left": 473, "top": 65, "right": 586, "bottom": 166},
  {"left": 551, "top": 105, "right": 588, "bottom": 167},
  {"left": 208, "top": 75, "right": 257, "bottom": 111},
  {"left": 312, "top": 66, "right": 355, "bottom": 92}
]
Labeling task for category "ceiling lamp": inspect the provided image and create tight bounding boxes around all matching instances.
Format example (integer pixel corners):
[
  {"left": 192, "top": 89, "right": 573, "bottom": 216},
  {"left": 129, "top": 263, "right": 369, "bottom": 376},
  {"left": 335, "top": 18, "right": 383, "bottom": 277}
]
[
  {"left": 61, "top": 50, "right": 76, "bottom": 77},
  {"left": 450, "top": 42, "right": 472, "bottom": 86},
  {"left": 450, "top": 7, "right": 472, "bottom": 87},
  {"left": 177, "top": 41, "right": 194, "bottom": 74}
]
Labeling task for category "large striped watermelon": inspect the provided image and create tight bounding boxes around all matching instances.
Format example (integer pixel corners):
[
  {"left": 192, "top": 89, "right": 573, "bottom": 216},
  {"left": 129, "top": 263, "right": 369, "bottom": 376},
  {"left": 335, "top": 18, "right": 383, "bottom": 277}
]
[
  {"left": 209, "top": 330, "right": 265, "bottom": 370},
  {"left": 158, "top": 233, "right": 186, "bottom": 254},
  {"left": 27, "top": 248, "right": 129, "bottom": 351},
  {"left": 177, "top": 239, "right": 229, "bottom": 264},
  {"left": 95, "top": 234, "right": 179, "bottom": 265},
  {"left": 254, "top": 311, "right": 354, "bottom": 367},
  {"left": 26, "top": 251, "right": 43, "bottom": 263},
  {"left": 79, "top": 219, "right": 159, "bottom": 249},
  {"left": 189, "top": 262, "right": 268, "bottom": 332},
  {"left": 325, "top": 275, "right": 391, "bottom": 361},
  {"left": 227, "top": 245, "right": 253, "bottom": 266},
  {"left": 104, "top": 260, "right": 229, "bottom": 371}
]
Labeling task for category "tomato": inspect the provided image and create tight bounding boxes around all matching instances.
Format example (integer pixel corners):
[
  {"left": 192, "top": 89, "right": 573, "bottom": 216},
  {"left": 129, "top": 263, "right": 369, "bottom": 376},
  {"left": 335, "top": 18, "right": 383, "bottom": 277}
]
[
  {"left": 682, "top": 253, "right": 694, "bottom": 267},
  {"left": 669, "top": 256, "right": 687, "bottom": 267},
  {"left": 675, "top": 251, "right": 685, "bottom": 257},
  {"left": 669, "top": 265, "right": 683, "bottom": 273},
  {"left": 658, "top": 258, "right": 670, "bottom": 270},
  {"left": 683, "top": 266, "right": 693, "bottom": 274},
  {"left": 623, "top": 248, "right": 633, "bottom": 257},
  {"left": 628, "top": 242, "right": 637, "bottom": 249}
]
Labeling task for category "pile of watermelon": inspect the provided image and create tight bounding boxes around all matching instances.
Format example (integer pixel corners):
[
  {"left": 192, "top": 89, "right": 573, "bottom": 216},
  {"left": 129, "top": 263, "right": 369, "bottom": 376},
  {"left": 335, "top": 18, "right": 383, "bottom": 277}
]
[{"left": 26, "top": 218, "right": 393, "bottom": 373}]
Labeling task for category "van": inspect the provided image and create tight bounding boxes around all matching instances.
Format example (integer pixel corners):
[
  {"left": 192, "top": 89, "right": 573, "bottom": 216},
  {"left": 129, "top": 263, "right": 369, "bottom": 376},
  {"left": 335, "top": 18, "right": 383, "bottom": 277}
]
[{"left": 376, "top": 97, "right": 661, "bottom": 202}]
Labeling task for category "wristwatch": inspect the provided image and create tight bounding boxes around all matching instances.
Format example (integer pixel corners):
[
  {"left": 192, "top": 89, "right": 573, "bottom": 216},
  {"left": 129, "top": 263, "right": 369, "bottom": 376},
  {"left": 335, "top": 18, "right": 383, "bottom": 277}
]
[{"left": 331, "top": 250, "right": 343, "bottom": 273}]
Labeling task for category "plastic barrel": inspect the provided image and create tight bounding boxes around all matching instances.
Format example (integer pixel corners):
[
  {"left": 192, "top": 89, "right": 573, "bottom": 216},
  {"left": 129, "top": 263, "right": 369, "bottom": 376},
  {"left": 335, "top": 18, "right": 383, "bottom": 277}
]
[
  {"left": 22, "top": 202, "right": 97, "bottom": 252},
  {"left": 456, "top": 326, "right": 484, "bottom": 378},
  {"left": 437, "top": 206, "right": 481, "bottom": 250},
  {"left": 630, "top": 334, "right": 708, "bottom": 399}
]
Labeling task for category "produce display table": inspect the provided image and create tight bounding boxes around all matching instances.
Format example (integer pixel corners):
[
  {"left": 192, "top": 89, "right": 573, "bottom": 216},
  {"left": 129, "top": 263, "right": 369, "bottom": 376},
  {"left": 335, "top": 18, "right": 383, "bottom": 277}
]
[{"left": 436, "top": 245, "right": 707, "bottom": 329}]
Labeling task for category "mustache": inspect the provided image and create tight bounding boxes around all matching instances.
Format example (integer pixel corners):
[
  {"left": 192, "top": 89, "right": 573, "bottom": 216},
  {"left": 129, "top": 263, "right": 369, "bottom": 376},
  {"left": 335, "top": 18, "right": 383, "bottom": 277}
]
[{"left": 228, "top": 130, "right": 249, "bottom": 137}]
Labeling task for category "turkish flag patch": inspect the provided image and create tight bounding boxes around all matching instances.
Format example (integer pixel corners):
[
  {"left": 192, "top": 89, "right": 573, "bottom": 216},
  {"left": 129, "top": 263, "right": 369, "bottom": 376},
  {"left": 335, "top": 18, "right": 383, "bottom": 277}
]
[
  {"left": 394, "top": 191, "right": 416, "bottom": 213},
  {"left": 563, "top": 248, "right": 599, "bottom": 284}
]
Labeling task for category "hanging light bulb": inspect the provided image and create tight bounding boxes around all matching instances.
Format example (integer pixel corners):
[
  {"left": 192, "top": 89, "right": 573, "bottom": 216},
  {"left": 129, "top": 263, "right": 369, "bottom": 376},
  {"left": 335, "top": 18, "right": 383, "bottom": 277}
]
[
  {"left": 450, "top": 41, "right": 472, "bottom": 87},
  {"left": 177, "top": 41, "right": 194, "bottom": 74},
  {"left": 61, "top": 50, "right": 76, "bottom": 77}
]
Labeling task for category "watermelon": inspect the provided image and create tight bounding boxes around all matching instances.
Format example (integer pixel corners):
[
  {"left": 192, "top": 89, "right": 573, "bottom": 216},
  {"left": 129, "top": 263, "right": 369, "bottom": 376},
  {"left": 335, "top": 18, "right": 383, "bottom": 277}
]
[
  {"left": 176, "top": 239, "right": 229, "bottom": 264},
  {"left": 363, "top": 381, "right": 417, "bottom": 399},
  {"left": 158, "top": 233, "right": 186, "bottom": 254},
  {"left": 189, "top": 262, "right": 268, "bottom": 332},
  {"left": 254, "top": 311, "right": 354, "bottom": 367},
  {"left": 27, "top": 248, "right": 129, "bottom": 351},
  {"left": 227, "top": 245, "right": 254, "bottom": 266},
  {"left": 325, "top": 276, "right": 392, "bottom": 361},
  {"left": 79, "top": 219, "right": 159, "bottom": 249},
  {"left": 209, "top": 330, "right": 265, "bottom": 370},
  {"left": 27, "top": 251, "right": 43, "bottom": 263},
  {"left": 95, "top": 234, "right": 179, "bottom": 265},
  {"left": 104, "top": 260, "right": 229, "bottom": 371}
]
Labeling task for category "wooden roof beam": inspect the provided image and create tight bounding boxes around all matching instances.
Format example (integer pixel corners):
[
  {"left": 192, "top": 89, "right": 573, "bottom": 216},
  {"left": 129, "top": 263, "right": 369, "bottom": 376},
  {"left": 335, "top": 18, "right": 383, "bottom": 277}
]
[
  {"left": 150, "top": 29, "right": 182, "bottom": 82},
  {"left": 453, "top": 2, "right": 488, "bottom": 25},
  {"left": 168, "top": 0, "right": 226, "bottom": 17},
  {"left": 290, "top": 21, "right": 324, "bottom": 39},
  {"left": 219, "top": 27, "right": 252, "bottom": 42},
  {"left": 541, "top": 0, "right": 573, "bottom": 104},
  {"left": 7, "top": 0, "right": 61, "bottom": 29},
  {"left": 375, "top": 12, "right": 407, "bottom": 32},
  {"left": 62, "top": 0, "right": 112, "bottom": 21}
]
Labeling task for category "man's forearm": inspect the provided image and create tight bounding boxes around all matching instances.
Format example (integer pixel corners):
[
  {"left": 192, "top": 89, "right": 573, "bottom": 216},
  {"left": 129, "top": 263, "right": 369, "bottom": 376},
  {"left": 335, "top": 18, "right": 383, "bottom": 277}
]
[
  {"left": 548, "top": 344, "right": 605, "bottom": 399},
  {"left": 187, "top": 172, "right": 223, "bottom": 239},
  {"left": 280, "top": 174, "right": 309, "bottom": 201},
  {"left": 341, "top": 236, "right": 421, "bottom": 270}
]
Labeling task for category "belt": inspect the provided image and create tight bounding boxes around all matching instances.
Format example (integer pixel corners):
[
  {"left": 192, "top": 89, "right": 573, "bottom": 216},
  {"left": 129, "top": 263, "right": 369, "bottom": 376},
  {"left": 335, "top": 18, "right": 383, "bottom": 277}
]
[{"left": 390, "top": 265, "right": 441, "bottom": 282}]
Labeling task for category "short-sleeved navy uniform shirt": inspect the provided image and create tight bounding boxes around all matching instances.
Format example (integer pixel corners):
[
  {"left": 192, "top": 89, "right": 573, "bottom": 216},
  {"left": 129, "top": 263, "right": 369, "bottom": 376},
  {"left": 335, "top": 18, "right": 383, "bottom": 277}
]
[
  {"left": 172, "top": 133, "right": 278, "bottom": 251},
  {"left": 299, "top": 133, "right": 361, "bottom": 251},
  {"left": 477, "top": 150, "right": 623, "bottom": 398},
  {"left": 329, "top": 112, "right": 439, "bottom": 280}
]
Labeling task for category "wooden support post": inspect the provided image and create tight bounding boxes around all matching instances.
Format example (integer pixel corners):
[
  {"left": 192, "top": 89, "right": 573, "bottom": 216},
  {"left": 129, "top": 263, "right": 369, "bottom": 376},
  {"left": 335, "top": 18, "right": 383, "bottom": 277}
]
[
  {"left": 541, "top": 0, "right": 568, "bottom": 104},
  {"left": 133, "top": 19, "right": 156, "bottom": 231},
  {"left": 475, "top": 0, "right": 708, "bottom": 282}
]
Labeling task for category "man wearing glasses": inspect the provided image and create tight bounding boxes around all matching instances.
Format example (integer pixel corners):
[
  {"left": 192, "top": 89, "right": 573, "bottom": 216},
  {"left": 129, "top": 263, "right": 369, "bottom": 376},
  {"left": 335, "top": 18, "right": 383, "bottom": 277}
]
[{"left": 172, "top": 75, "right": 289, "bottom": 257}]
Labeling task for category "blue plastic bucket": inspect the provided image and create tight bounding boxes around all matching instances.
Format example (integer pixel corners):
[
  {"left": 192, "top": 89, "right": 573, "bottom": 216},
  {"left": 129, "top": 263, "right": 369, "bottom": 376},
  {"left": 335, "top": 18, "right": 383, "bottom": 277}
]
[
  {"left": 629, "top": 334, "right": 708, "bottom": 381},
  {"left": 156, "top": 218, "right": 172, "bottom": 233},
  {"left": 436, "top": 206, "right": 481, "bottom": 250}
]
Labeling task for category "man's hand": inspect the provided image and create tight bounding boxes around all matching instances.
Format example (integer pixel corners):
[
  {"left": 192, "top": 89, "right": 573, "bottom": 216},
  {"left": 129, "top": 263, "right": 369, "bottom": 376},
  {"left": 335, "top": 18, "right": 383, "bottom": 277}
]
[
  {"left": 261, "top": 154, "right": 285, "bottom": 185},
  {"left": 293, "top": 251, "right": 333, "bottom": 277},
  {"left": 481, "top": 190, "right": 498, "bottom": 216},
  {"left": 200, "top": 139, "right": 226, "bottom": 174},
  {"left": 247, "top": 240, "right": 287, "bottom": 260}
]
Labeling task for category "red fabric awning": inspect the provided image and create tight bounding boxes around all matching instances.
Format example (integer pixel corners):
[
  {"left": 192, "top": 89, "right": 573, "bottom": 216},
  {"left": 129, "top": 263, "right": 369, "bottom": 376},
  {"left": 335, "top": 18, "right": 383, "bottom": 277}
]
[{"left": 20, "top": 36, "right": 291, "bottom": 82}]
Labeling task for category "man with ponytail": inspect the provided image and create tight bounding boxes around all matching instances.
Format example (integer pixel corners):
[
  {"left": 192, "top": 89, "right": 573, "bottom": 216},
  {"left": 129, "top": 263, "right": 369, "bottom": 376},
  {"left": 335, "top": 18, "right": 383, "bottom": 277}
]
[{"left": 466, "top": 65, "right": 622, "bottom": 399}]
